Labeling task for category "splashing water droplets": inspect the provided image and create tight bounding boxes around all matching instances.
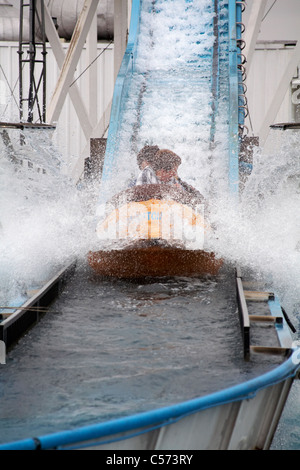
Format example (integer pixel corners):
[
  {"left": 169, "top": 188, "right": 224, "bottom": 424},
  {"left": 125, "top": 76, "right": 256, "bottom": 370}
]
[
  {"left": 209, "top": 130, "right": 300, "bottom": 314},
  {"left": 0, "top": 128, "right": 96, "bottom": 304}
]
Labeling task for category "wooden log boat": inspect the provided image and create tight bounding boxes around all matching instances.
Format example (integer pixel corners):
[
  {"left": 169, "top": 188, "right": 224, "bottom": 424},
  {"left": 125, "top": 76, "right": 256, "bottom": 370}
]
[{"left": 88, "top": 184, "right": 223, "bottom": 278}]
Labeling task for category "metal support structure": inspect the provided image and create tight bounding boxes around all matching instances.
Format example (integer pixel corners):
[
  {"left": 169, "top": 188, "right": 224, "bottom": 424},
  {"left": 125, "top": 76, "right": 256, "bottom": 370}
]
[
  {"left": 243, "top": 1, "right": 300, "bottom": 145},
  {"left": 87, "top": 12, "right": 98, "bottom": 128},
  {"left": 236, "top": 267, "right": 294, "bottom": 361},
  {"left": 46, "top": 0, "right": 99, "bottom": 125},
  {"left": 36, "top": 0, "right": 93, "bottom": 139},
  {"left": 0, "top": 262, "right": 76, "bottom": 349},
  {"left": 34, "top": 0, "right": 129, "bottom": 182},
  {"left": 114, "top": 0, "right": 128, "bottom": 83},
  {"left": 243, "top": 0, "right": 267, "bottom": 73},
  {"left": 259, "top": 36, "right": 300, "bottom": 145},
  {"left": 18, "top": 0, "right": 47, "bottom": 123}
]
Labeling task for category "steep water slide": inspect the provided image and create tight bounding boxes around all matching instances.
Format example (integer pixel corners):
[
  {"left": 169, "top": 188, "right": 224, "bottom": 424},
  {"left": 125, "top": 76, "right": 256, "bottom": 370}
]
[{"left": 98, "top": 0, "right": 241, "bottom": 210}]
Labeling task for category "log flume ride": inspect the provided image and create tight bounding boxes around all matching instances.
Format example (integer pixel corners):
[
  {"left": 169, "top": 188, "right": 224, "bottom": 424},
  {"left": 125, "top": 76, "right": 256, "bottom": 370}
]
[{"left": 1, "top": 0, "right": 300, "bottom": 451}]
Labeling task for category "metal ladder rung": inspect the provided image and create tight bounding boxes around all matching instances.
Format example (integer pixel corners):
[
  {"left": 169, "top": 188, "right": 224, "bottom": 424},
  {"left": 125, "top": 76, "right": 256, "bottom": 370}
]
[
  {"left": 249, "top": 314, "right": 283, "bottom": 324},
  {"left": 236, "top": 267, "right": 290, "bottom": 360},
  {"left": 244, "top": 290, "right": 274, "bottom": 301},
  {"left": 0, "top": 312, "right": 14, "bottom": 318},
  {"left": 250, "top": 346, "right": 291, "bottom": 356}
]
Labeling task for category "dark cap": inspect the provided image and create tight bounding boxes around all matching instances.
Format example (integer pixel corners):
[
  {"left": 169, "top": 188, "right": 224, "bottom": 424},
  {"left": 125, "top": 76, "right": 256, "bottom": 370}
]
[{"left": 152, "top": 149, "right": 182, "bottom": 171}]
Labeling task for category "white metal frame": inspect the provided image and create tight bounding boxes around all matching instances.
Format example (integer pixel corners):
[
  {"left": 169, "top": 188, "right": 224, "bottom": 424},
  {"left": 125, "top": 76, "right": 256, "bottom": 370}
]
[
  {"left": 244, "top": 1, "right": 300, "bottom": 146},
  {"left": 35, "top": 0, "right": 129, "bottom": 181}
]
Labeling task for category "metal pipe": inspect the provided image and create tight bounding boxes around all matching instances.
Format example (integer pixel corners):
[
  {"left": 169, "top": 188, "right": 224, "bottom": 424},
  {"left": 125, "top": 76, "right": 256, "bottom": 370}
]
[{"left": 46, "top": 0, "right": 113, "bottom": 40}]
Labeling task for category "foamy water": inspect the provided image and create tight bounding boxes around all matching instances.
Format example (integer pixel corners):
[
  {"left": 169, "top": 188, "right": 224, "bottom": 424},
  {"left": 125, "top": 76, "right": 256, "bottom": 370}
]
[{"left": 0, "top": 129, "right": 97, "bottom": 305}]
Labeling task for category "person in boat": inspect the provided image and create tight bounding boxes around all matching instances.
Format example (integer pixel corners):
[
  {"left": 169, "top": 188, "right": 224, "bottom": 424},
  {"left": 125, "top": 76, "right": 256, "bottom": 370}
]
[
  {"left": 134, "top": 146, "right": 204, "bottom": 203},
  {"left": 151, "top": 149, "right": 204, "bottom": 202}
]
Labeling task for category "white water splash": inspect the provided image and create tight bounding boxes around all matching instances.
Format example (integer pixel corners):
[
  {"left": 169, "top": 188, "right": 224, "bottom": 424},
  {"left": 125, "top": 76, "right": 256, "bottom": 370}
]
[
  {"left": 0, "top": 129, "right": 97, "bottom": 305},
  {"left": 208, "top": 130, "right": 300, "bottom": 316}
]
